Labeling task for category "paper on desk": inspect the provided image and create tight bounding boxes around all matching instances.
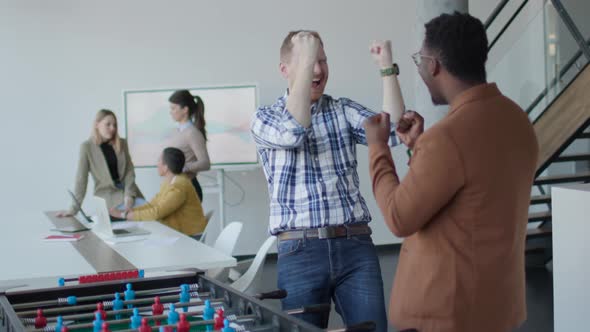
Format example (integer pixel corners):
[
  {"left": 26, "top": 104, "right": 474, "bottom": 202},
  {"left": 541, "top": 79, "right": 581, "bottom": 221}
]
[
  {"left": 103, "top": 235, "right": 148, "bottom": 245},
  {"left": 144, "top": 236, "right": 180, "bottom": 247}
]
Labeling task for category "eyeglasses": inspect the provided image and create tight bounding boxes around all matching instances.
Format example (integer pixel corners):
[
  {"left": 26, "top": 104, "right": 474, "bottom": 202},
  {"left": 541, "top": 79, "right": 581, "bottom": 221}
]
[{"left": 411, "top": 52, "right": 437, "bottom": 66}]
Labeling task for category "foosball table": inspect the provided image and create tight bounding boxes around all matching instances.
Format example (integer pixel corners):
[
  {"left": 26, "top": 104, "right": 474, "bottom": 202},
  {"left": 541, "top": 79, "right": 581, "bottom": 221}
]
[{"left": 0, "top": 270, "right": 374, "bottom": 332}]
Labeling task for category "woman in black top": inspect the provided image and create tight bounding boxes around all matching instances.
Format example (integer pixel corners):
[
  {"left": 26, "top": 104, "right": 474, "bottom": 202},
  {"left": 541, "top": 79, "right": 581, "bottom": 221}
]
[{"left": 57, "top": 109, "right": 146, "bottom": 217}]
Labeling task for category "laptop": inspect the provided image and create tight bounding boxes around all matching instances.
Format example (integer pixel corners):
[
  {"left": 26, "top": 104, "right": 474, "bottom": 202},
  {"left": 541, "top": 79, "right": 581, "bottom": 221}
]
[
  {"left": 68, "top": 189, "right": 125, "bottom": 222},
  {"left": 68, "top": 190, "right": 94, "bottom": 224},
  {"left": 93, "top": 196, "right": 151, "bottom": 238}
]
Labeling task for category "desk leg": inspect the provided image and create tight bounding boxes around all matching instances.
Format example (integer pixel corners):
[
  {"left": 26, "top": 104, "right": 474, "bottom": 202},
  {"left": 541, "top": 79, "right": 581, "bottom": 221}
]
[{"left": 217, "top": 169, "right": 225, "bottom": 232}]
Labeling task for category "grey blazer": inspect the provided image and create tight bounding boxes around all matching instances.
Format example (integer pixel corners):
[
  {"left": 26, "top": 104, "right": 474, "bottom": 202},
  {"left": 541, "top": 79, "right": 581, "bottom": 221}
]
[{"left": 69, "top": 138, "right": 143, "bottom": 213}]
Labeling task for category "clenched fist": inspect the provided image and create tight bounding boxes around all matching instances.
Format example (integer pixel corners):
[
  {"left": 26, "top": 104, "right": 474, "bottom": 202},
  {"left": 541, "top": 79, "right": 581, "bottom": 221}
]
[
  {"left": 370, "top": 40, "right": 394, "bottom": 69},
  {"left": 396, "top": 111, "right": 424, "bottom": 150},
  {"left": 364, "top": 112, "right": 392, "bottom": 145},
  {"left": 291, "top": 32, "right": 321, "bottom": 67}
]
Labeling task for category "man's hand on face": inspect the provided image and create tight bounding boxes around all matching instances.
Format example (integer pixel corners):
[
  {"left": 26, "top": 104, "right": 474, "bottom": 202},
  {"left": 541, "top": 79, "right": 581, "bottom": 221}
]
[
  {"left": 370, "top": 40, "right": 394, "bottom": 69},
  {"left": 364, "top": 112, "right": 392, "bottom": 146},
  {"left": 396, "top": 111, "right": 424, "bottom": 150}
]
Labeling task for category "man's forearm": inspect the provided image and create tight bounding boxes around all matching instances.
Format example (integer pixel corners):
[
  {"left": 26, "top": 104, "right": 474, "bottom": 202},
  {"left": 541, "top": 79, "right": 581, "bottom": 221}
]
[
  {"left": 368, "top": 141, "right": 405, "bottom": 237},
  {"left": 286, "top": 64, "right": 314, "bottom": 128},
  {"left": 381, "top": 73, "right": 404, "bottom": 123}
]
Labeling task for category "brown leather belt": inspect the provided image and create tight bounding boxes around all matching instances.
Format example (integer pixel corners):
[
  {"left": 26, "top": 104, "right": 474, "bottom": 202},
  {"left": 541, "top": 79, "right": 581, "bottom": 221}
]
[{"left": 277, "top": 224, "right": 372, "bottom": 241}]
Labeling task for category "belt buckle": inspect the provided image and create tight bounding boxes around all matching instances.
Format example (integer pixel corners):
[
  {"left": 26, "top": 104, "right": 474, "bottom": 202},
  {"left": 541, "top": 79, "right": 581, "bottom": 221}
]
[{"left": 317, "top": 227, "right": 337, "bottom": 239}]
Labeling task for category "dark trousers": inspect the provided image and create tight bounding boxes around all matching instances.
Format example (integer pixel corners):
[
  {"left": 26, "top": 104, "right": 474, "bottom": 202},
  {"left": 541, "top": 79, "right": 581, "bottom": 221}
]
[{"left": 191, "top": 177, "right": 203, "bottom": 202}]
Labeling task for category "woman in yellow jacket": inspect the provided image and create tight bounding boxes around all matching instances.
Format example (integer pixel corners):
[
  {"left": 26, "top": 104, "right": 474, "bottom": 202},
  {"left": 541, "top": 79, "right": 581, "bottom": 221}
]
[{"left": 110, "top": 147, "right": 206, "bottom": 236}]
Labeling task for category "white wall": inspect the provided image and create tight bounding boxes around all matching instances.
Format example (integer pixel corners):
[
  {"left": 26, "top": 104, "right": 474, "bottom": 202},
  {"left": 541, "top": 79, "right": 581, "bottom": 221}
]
[{"left": 0, "top": 0, "right": 426, "bottom": 255}]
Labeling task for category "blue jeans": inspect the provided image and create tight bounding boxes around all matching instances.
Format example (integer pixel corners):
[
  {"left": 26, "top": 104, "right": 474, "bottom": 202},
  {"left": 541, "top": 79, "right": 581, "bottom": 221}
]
[{"left": 277, "top": 234, "right": 388, "bottom": 332}]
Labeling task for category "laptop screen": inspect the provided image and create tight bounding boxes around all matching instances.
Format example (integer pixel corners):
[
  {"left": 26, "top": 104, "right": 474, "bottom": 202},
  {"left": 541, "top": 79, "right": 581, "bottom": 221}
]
[{"left": 67, "top": 189, "right": 93, "bottom": 223}]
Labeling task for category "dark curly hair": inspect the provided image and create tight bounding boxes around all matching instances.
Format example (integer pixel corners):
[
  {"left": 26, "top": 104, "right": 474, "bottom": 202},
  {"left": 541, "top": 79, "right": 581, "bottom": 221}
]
[{"left": 424, "top": 12, "right": 488, "bottom": 83}]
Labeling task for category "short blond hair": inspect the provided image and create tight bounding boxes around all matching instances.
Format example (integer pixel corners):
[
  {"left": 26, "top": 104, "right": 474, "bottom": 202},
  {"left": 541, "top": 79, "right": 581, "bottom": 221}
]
[
  {"left": 280, "top": 30, "right": 324, "bottom": 62},
  {"left": 92, "top": 109, "right": 121, "bottom": 153}
]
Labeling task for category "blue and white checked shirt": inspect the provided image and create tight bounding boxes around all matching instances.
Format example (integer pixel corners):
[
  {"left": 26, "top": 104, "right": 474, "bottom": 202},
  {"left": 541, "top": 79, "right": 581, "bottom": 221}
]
[{"left": 251, "top": 93, "right": 398, "bottom": 235}]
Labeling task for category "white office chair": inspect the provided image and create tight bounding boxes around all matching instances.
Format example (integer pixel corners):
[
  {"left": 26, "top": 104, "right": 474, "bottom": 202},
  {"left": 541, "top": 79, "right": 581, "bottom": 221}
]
[
  {"left": 197, "top": 211, "right": 215, "bottom": 243},
  {"left": 205, "top": 210, "right": 214, "bottom": 222},
  {"left": 230, "top": 236, "right": 276, "bottom": 294},
  {"left": 205, "top": 221, "right": 243, "bottom": 280}
]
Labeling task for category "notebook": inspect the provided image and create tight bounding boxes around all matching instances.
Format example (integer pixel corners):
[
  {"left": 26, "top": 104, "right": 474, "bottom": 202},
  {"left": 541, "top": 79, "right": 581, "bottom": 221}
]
[{"left": 44, "top": 234, "right": 85, "bottom": 241}]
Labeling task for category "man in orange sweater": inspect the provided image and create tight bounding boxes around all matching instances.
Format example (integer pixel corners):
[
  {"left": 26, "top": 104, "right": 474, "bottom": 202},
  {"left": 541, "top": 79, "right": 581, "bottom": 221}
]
[{"left": 365, "top": 12, "right": 539, "bottom": 332}]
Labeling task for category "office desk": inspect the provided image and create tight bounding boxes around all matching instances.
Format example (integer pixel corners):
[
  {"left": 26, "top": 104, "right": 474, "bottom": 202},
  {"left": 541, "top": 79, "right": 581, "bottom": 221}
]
[
  {"left": 0, "top": 212, "right": 236, "bottom": 289},
  {"left": 552, "top": 183, "right": 590, "bottom": 332}
]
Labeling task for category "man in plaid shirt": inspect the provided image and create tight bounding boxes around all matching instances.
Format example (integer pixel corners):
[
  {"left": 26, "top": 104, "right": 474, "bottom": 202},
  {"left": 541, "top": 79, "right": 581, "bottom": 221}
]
[{"left": 251, "top": 30, "right": 405, "bottom": 331}]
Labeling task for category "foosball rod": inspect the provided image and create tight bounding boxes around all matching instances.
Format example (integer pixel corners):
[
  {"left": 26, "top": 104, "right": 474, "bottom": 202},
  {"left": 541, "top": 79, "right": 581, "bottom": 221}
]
[
  {"left": 38, "top": 298, "right": 224, "bottom": 323},
  {"left": 253, "top": 289, "right": 287, "bottom": 300},
  {"left": 17, "top": 292, "right": 209, "bottom": 318},
  {"left": 13, "top": 284, "right": 199, "bottom": 310},
  {"left": 214, "top": 321, "right": 376, "bottom": 332},
  {"left": 114, "top": 315, "right": 257, "bottom": 332},
  {"left": 328, "top": 321, "right": 377, "bottom": 332},
  {"left": 283, "top": 303, "right": 375, "bottom": 332},
  {"left": 284, "top": 303, "right": 331, "bottom": 315},
  {"left": 243, "top": 321, "right": 377, "bottom": 332},
  {"left": 29, "top": 312, "right": 257, "bottom": 332}
]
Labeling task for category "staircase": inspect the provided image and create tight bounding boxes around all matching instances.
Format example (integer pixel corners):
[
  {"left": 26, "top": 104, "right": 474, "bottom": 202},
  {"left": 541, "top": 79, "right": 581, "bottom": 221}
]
[
  {"left": 524, "top": 62, "right": 590, "bottom": 261},
  {"left": 484, "top": 0, "right": 590, "bottom": 264},
  {"left": 525, "top": 133, "right": 590, "bottom": 261}
]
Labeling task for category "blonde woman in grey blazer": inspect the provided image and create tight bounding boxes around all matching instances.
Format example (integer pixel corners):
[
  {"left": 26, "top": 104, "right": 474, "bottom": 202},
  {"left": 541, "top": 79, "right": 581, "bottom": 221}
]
[{"left": 57, "top": 109, "right": 144, "bottom": 217}]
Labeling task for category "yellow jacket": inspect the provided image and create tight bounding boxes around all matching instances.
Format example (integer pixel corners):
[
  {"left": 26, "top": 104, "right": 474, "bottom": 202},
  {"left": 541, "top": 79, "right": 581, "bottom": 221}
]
[{"left": 132, "top": 174, "right": 205, "bottom": 235}]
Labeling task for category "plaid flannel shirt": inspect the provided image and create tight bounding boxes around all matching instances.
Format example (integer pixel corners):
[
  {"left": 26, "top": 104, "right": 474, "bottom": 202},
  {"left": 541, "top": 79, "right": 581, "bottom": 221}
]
[{"left": 251, "top": 93, "right": 398, "bottom": 234}]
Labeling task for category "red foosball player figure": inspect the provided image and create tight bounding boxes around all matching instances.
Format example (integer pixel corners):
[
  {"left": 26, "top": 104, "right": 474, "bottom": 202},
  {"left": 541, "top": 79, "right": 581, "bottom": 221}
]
[
  {"left": 214, "top": 308, "right": 225, "bottom": 330},
  {"left": 95, "top": 302, "right": 107, "bottom": 320},
  {"left": 101, "top": 322, "right": 110, "bottom": 332},
  {"left": 34, "top": 309, "right": 47, "bottom": 329},
  {"left": 152, "top": 296, "right": 164, "bottom": 325},
  {"left": 176, "top": 314, "right": 190, "bottom": 332},
  {"left": 138, "top": 318, "right": 151, "bottom": 332}
]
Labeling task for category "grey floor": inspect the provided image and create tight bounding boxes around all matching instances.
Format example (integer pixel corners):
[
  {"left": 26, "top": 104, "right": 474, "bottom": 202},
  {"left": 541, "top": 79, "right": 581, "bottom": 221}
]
[{"left": 248, "top": 245, "right": 553, "bottom": 332}]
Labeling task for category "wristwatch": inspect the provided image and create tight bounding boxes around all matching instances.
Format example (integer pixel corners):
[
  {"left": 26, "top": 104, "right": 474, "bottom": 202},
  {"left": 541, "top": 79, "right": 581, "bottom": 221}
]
[{"left": 380, "top": 64, "right": 400, "bottom": 77}]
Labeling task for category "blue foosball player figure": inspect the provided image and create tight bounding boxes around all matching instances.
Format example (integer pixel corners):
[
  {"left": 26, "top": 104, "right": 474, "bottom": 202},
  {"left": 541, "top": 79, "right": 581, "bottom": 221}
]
[
  {"left": 124, "top": 283, "right": 135, "bottom": 309},
  {"left": 167, "top": 303, "right": 180, "bottom": 325},
  {"left": 112, "top": 293, "right": 124, "bottom": 319},
  {"left": 130, "top": 308, "right": 142, "bottom": 329}
]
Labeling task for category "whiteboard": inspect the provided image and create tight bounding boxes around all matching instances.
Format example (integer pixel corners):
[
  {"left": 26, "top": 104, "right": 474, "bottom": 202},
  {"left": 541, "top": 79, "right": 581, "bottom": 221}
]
[{"left": 124, "top": 85, "right": 258, "bottom": 167}]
